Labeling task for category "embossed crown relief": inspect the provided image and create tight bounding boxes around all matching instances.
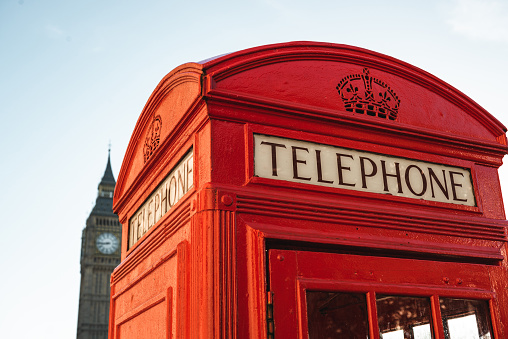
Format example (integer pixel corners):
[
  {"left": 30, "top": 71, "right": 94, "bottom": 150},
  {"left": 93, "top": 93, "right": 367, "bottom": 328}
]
[
  {"left": 337, "top": 68, "right": 400, "bottom": 120},
  {"left": 143, "top": 115, "right": 162, "bottom": 163}
]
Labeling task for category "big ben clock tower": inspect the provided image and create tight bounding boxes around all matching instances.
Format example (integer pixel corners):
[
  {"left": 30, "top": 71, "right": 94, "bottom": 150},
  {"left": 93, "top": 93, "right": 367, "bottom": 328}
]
[{"left": 77, "top": 150, "right": 121, "bottom": 339}]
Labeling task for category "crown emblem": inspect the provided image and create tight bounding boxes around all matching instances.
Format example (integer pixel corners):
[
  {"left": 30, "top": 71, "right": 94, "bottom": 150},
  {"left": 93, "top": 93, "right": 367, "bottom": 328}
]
[
  {"left": 143, "top": 115, "right": 162, "bottom": 163},
  {"left": 336, "top": 68, "right": 400, "bottom": 120}
]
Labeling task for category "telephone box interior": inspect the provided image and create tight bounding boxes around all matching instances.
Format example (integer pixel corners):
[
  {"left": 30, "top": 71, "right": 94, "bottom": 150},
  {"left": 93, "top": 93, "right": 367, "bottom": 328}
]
[{"left": 110, "top": 42, "right": 508, "bottom": 339}]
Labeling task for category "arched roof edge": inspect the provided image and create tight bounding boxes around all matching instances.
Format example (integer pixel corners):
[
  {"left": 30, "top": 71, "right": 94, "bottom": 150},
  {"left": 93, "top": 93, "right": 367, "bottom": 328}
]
[
  {"left": 200, "top": 41, "right": 506, "bottom": 136},
  {"left": 114, "top": 62, "right": 203, "bottom": 206}
]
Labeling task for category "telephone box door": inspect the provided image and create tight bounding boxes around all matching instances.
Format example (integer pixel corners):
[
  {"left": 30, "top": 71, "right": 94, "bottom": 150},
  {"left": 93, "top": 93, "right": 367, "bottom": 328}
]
[{"left": 268, "top": 249, "right": 499, "bottom": 339}]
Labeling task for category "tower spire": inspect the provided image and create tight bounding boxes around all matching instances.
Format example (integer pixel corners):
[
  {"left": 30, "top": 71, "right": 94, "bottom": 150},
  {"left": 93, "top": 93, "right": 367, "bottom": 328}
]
[
  {"left": 100, "top": 146, "right": 116, "bottom": 187},
  {"left": 93, "top": 147, "right": 116, "bottom": 212}
]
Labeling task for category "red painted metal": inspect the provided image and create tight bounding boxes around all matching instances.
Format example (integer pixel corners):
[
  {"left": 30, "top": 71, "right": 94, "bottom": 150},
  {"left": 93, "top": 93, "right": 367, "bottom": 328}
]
[{"left": 110, "top": 42, "right": 508, "bottom": 338}]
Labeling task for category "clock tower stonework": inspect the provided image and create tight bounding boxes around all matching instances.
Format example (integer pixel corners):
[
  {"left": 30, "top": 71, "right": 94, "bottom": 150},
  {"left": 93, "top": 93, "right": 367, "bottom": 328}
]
[{"left": 77, "top": 152, "right": 121, "bottom": 339}]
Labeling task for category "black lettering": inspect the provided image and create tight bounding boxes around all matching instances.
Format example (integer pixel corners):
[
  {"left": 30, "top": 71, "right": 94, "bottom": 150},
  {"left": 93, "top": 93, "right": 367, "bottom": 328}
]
[
  {"left": 137, "top": 211, "right": 144, "bottom": 240},
  {"left": 380, "top": 160, "right": 403, "bottom": 193},
  {"left": 315, "top": 150, "right": 333, "bottom": 184},
  {"left": 154, "top": 193, "right": 160, "bottom": 221},
  {"left": 186, "top": 157, "right": 194, "bottom": 190},
  {"left": 161, "top": 182, "right": 168, "bottom": 214},
  {"left": 428, "top": 168, "right": 449, "bottom": 199},
  {"left": 292, "top": 146, "right": 311, "bottom": 181},
  {"left": 449, "top": 171, "right": 468, "bottom": 202},
  {"left": 360, "top": 157, "right": 377, "bottom": 189},
  {"left": 130, "top": 220, "right": 136, "bottom": 247},
  {"left": 147, "top": 198, "right": 154, "bottom": 228},
  {"left": 336, "top": 153, "right": 355, "bottom": 187},
  {"left": 169, "top": 176, "right": 177, "bottom": 207},
  {"left": 177, "top": 168, "right": 185, "bottom": 197},
  {"left": 405, "top": 165, "right": 427, "bottom": 196},
  {"left": 260, "top": 141, "right": 286, "bottom": 176}
]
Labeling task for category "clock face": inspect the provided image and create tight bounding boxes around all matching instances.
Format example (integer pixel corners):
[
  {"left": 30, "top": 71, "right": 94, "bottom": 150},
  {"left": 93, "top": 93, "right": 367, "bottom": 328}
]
[{"left": 96, "top": 233, "right": 119, "bottom": 254}]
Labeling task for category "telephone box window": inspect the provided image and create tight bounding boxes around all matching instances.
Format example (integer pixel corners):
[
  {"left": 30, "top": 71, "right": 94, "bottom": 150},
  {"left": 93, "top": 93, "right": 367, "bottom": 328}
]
[
  {"left": 440, "top": 298, "right": 493, "bottom": 339},
  {"left": 377, "top": 295, "right": 433, "bottom": 339},
  {"left": 306, "top": 291, "right": 370, "bottom": 339}
]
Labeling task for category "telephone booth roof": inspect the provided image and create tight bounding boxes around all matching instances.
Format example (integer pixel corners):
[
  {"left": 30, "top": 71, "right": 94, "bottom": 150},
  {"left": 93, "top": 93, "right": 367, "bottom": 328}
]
[
  {"left": 110, "top": 42, "right": 508, "bottom": 339},
  {"left": 113, "top": 41, "right": 507, "bottom": 217}
]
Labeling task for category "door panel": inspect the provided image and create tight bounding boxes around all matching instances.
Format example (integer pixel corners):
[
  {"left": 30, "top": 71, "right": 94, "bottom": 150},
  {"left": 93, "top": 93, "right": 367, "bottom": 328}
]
[{"left": 268, "top": 249, "right": 496, "bottom": 339}]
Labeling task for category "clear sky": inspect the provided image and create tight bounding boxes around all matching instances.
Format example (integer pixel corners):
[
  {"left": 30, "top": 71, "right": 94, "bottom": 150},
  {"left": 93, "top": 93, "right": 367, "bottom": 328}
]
[{"left": 1, "top": 0, "right": 507, "bottom": 337}]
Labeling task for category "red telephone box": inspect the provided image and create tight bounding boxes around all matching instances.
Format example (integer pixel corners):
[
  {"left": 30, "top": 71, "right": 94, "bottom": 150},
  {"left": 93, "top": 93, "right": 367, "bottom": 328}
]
[{"left": 110, "top": 42, "right": 508, "bottom": 338}]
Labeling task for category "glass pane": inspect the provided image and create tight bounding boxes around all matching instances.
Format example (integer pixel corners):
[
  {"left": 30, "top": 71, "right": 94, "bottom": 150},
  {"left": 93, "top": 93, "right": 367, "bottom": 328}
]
[
  {"left": 377, "top": 295, "right": 433, "bottom": 339},
  {"left": 440, "top": 298, "right": 493, "bottom": 339},
  {"left": 306, "top": 291, "right": 370, "bottom": 339},
  {"left": 382, "top": 329, "right": 404, "bottom": 339},
  {"left": 413, "top": 324, "right": 432, "bottom": 339}
]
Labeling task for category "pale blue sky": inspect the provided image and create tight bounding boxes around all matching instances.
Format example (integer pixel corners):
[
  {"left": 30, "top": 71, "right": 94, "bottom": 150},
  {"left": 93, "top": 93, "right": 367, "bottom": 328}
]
[{"left": 1, "top": 0, "right": 507, "bottom": 337}]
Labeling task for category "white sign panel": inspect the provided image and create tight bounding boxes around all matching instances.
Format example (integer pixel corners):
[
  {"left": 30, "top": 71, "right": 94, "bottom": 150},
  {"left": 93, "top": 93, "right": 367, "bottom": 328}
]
[
  {"left": 129, "top": 150, "right": 194, "bottom": 248},
  {"left": 254, "top": 135, "right": 475, "bottom": 206}
]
